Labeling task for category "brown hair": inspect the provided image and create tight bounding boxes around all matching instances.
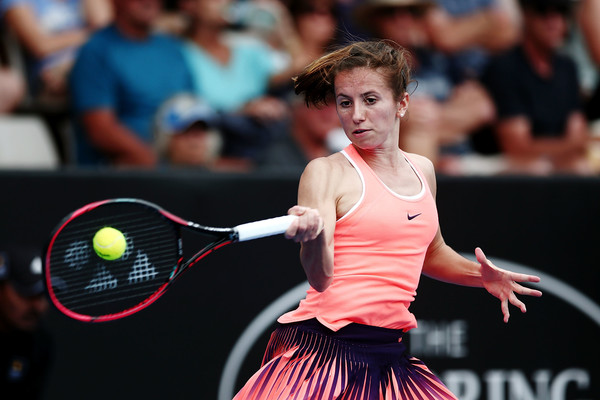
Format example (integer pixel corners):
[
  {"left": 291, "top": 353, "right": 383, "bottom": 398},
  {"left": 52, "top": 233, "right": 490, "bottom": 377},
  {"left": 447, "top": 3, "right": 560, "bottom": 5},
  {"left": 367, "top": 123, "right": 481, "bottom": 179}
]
[{"left": 293, "top": 40, "right": 412, "bottom": 107}]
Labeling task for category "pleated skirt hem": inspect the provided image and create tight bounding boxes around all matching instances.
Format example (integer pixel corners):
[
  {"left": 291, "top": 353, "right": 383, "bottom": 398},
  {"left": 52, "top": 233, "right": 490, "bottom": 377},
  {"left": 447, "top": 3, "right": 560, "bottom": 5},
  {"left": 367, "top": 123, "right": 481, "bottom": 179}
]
[{"left": 233, "top": 319, "right": 458, "bottom": 400}]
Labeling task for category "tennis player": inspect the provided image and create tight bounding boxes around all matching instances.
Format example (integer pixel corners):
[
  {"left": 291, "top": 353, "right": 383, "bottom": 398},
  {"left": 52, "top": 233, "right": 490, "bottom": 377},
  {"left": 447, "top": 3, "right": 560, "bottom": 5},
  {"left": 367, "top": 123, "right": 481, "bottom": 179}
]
[{"left": 234, "top": 40, "right": 542, "bottom": 399}]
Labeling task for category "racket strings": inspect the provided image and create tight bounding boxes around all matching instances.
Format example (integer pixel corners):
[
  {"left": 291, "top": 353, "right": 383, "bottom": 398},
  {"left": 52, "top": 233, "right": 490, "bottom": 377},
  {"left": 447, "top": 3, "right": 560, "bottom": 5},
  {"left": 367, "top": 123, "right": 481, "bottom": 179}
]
[{"left": 47, "top": 203, "right": 181, "bottom": 316}]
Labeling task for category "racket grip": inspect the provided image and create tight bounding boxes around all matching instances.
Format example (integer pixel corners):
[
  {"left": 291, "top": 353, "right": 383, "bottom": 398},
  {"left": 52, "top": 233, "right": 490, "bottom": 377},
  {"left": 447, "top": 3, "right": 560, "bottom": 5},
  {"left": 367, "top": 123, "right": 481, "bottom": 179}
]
[{"left": 235, "top": 215, "right": 298, "bottom": 242}]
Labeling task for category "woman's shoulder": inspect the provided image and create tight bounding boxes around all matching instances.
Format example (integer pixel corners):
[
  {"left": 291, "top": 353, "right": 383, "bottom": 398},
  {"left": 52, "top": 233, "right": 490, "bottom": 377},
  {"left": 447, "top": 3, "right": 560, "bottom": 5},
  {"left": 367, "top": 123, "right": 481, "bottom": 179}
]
[
  {"left": 403, "top": 152, "right": 436, "bottom": 189},
  {"left": 304, "top": 152, "right": 347, "bottom": 174},
  {"left": 299, "top": 152, "right": 357, "bottom": 201},
  {"left": 404, "top": 151, "right": 434, "bottom": 171}
]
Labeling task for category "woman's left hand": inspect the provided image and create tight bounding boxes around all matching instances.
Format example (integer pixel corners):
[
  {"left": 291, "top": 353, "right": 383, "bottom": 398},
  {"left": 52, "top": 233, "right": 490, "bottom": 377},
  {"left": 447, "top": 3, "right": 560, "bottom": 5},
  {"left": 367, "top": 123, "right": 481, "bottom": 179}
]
[{"left": 476, "top": 247, "right": 543, "bottom": 323}]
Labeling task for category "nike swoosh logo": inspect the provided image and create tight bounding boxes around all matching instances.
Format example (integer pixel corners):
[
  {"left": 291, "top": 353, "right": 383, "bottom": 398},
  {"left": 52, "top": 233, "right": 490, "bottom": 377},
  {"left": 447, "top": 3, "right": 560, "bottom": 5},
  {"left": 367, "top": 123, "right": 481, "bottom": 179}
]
[{"left": 407, "top": 213, "right": 422, "bottom": 220}]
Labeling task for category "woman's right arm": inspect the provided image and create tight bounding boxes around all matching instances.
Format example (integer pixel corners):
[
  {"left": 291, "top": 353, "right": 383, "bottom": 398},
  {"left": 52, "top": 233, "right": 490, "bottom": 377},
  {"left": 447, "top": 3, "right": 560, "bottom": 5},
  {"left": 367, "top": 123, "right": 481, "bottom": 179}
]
[{"left": 285, "top": 157, "right": 338, "bottom": 292}]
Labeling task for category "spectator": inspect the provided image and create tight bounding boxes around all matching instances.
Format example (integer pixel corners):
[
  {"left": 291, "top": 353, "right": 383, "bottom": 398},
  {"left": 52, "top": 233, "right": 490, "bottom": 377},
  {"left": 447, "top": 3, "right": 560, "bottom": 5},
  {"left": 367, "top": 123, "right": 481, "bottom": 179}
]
[
  {"left": 428, "top": 0, "right": 522, "bottom": 68},
  {"left": 154, "top": 0, "right": 195, "bottom": 36},
  {"left": 0, "top": 245, "right": 53, "bottom": 400},
  {"left": 576, "top": 0, "right": 600, "bottom": 125},
  {"left": 180, "top": 0, "right": 304, "bottom": 167},
  {"left": 286, "top": 0, "right": 338, "bottom": 68},
  {"left": 261, "top": 95, "right": 348, "bottom": 170},
  {"left": 153, "top": 93, "right": 227, "bottom": 169},
  {"left": 69, "top": 0, "right": 195, "bottom": 167},
  {"left": 575, "top": 0, "right": 600, "bottom": 172},
  {"left": 480, "top": 0, "right": 592, "bottom": 175},
  {"left": 259, "top": 0, "right": 346, "bottom": 170},
  {"left": 332, "top": 0, "right": 374, "bottom": 45},
  {"left": 0, "top": 67, "right": 25, "bottom": 113},
  {"left": 1, "top": 0, "right": 112, "bottom": 104},
  {"left": 353, "top": 0, "right": 496, "bottom": 173}
]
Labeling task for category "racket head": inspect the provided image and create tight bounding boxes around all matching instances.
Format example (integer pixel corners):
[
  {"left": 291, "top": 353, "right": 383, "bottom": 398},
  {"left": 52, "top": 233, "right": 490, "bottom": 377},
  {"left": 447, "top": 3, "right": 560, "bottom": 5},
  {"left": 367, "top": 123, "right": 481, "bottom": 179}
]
[{"left": 44, "top": 199, "right": 185, "bottom": 322}]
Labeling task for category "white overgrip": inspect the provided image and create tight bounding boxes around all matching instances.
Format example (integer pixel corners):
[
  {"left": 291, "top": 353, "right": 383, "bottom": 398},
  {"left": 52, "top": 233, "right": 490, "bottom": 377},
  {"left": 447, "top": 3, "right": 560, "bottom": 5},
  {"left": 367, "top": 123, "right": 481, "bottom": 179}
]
[{"left": 235, "top": 215, "right": 298, "bottom": 242}]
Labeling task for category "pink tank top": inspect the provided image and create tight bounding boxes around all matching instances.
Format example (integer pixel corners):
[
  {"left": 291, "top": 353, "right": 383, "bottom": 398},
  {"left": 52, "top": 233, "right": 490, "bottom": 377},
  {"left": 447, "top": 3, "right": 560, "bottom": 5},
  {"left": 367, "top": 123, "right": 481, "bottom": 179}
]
[{"left": 278, "top": 144, "right": 439, "bottom": 331}]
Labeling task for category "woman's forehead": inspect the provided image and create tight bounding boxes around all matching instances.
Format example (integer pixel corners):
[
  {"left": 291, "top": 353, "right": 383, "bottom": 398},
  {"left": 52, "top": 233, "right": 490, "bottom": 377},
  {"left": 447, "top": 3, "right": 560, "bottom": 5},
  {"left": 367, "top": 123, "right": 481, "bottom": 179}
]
[{"left": 334, "top": 68, "right": 389, "bottom": 94}]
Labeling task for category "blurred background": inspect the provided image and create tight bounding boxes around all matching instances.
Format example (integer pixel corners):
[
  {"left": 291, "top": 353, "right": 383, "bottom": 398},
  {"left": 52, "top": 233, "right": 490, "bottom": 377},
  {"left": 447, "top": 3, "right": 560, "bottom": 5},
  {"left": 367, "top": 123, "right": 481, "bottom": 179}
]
[{"left": 0, "top": 0, "right": 599, "bottom": 399}]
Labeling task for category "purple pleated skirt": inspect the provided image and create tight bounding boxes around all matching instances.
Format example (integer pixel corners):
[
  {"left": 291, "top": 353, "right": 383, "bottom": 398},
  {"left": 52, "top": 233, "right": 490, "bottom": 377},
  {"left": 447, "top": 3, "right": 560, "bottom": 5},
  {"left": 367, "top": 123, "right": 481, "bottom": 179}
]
[{"left": 233, "top": 319, "right": 458, "bottom": 399}]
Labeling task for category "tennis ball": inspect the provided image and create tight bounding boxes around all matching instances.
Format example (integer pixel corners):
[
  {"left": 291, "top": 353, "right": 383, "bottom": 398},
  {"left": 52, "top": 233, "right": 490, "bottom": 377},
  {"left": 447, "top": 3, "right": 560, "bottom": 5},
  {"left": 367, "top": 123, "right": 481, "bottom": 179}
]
[{"left": 93, "top": 227, "right": 126, "bottom": 260}]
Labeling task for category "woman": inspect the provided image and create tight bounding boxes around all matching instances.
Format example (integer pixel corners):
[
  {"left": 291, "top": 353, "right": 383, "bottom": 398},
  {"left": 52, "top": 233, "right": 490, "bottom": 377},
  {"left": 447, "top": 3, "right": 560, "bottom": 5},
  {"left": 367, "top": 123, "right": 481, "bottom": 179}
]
[
  {"left": 180, "top": 0, "right": 304, "bottom": 166},
  {"left": 234, "top": 40, "right": 542, "bottom": 399}
]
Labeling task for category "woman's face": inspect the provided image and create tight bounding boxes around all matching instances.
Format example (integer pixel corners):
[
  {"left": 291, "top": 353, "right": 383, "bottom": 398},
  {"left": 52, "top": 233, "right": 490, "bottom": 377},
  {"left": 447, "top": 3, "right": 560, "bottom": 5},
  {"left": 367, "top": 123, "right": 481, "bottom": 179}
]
[{"left": 334, "top": 67, "right": 408, "bottom": 150}]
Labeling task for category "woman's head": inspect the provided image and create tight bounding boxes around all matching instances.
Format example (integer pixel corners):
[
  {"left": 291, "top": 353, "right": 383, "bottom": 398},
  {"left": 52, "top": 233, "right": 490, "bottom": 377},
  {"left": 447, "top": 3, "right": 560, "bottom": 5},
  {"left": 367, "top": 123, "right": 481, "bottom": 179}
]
[{"left": 294, "top": 40, "right": 412, "bottom": 108}]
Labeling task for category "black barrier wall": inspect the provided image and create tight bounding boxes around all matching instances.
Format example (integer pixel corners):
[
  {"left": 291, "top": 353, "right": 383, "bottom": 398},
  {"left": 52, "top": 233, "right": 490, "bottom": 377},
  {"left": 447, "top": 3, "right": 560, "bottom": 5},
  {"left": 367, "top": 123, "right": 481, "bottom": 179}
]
[{"left": 0, "top": 170, "right": 598, "bottom": 400}]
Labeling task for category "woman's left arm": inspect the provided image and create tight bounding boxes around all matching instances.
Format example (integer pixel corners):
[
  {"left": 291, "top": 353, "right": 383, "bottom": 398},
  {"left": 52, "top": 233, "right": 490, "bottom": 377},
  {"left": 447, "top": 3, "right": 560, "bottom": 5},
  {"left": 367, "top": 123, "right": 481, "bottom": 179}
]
[
  {"left": 414, "top": 154, "right": 542, "bottom": 322},
  {"left": 423, "top": 235, "right": 542, "bottom": 322}
]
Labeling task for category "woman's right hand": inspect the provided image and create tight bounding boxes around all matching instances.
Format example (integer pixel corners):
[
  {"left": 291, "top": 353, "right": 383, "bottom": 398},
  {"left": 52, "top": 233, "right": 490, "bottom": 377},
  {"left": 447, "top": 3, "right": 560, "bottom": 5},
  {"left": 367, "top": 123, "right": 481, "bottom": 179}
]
[{"left": 284, "top": 205, "right": 324, "bottom": 243}]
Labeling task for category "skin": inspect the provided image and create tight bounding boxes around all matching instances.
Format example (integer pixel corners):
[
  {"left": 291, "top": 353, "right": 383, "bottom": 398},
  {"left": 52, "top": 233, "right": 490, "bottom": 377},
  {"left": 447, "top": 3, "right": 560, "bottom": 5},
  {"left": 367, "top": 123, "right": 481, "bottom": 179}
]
[
  {"left": 284, "top": 66, "right": 542, "bottom": 322},
  {"left": 0, "top": 68, "right": 25, "bottom": 113},
  {"left": 425, "top": 0, "right": 522, "bottom": 53},
  {"left": 578, "top": 0, "right": 600, "bottom": 66}
]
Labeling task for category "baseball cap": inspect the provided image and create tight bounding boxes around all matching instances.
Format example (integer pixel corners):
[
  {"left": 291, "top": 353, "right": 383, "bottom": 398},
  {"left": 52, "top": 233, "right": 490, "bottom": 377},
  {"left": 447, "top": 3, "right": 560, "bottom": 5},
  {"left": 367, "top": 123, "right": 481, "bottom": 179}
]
[
  {"left": 155, "top": 93, "right": 219, "bottom": 137},
  {"left": 0, "top": 245, "right": 44, "bottom": 297}
]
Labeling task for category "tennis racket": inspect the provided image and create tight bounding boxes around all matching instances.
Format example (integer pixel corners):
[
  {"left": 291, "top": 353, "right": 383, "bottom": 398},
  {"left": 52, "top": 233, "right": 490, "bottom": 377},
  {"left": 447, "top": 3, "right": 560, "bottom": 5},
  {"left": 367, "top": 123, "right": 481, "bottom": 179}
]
[{"left": 44, "top": 198, "right": 296, "bottom": 323}]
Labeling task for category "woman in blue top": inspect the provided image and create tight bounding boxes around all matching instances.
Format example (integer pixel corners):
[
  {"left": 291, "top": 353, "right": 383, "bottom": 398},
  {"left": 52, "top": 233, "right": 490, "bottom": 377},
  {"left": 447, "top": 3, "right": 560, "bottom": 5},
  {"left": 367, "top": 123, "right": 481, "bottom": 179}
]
[{"left": 181, "top": 0, "right": 309, "bottom": 165}]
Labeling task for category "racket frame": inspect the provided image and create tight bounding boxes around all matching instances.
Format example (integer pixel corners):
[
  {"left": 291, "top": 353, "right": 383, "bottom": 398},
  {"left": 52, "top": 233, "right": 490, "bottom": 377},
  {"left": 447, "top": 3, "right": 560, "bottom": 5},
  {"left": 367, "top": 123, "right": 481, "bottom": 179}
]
[{"left": 44, "top": 198, "right": 295, "bottom": 322}]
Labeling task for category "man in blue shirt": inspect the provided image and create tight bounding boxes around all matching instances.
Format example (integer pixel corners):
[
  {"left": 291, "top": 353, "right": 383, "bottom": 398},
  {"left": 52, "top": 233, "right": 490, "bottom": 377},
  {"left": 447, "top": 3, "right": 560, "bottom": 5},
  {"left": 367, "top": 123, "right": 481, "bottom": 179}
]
[{"left": 69, "top": 0, "right": 194, "bottom": 167}]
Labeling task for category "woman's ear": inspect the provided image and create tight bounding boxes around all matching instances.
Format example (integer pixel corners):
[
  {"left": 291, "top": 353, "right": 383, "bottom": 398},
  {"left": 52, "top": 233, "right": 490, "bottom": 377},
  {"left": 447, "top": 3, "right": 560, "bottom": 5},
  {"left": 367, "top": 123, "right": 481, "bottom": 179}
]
[{"left": 397, "top": 92, "right": 409, "bottom": 118}]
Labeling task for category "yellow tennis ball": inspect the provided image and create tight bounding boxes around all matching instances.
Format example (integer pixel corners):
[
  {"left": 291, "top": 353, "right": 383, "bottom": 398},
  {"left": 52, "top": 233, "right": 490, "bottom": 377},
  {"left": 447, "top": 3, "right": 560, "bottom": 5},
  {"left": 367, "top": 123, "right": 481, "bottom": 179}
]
[{"left": 93, "top": 227, "right": 126, "bottom": 260}]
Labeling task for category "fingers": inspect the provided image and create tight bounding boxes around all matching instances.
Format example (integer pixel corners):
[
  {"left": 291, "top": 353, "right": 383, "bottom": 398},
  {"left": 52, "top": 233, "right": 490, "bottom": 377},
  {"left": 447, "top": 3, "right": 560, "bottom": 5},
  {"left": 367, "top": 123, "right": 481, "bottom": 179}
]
[
  {"left": 509, "top": 292, "right": 527, "bottom": 314},
  {"left": 285, "top": 206, "right": 324, "bottom": 243},
  {"left": 509, "top": 271, "right": 541, "bottom": 284},
  {"left": 498, "top": 283, "right": 541, "bottom": 323},
  {"left": 477, "top": 246, "right": 542, "bottom": 323},
  {"left": 501, "top": 299, "right": 510, "bottom": 323},
  {"left": 475, "top": 247, "right": 488, "bottom": 265},
  {"left": 514, "top": 283, "right": 543, "bottom": 298}
]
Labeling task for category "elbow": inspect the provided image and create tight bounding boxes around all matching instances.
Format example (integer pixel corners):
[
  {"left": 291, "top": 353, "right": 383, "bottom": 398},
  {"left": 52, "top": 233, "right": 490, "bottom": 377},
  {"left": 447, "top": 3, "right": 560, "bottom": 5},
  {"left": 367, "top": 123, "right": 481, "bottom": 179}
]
[
  {"left": 309, "top": 275, "right": 333, "bottom": 292},
  {"left": 307, "top": 265, "right": 334, "bottom": 292}
]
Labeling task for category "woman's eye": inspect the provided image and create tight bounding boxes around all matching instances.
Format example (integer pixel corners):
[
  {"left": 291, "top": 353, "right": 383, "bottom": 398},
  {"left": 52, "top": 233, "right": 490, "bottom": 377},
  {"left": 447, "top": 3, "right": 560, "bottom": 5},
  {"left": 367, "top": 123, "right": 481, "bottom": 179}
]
[
  {"left": 365, "top": 97, "right": 377, "bottom": 105},
  {"left": 339, "top": 100, "right": 351, "bottom": 107}
]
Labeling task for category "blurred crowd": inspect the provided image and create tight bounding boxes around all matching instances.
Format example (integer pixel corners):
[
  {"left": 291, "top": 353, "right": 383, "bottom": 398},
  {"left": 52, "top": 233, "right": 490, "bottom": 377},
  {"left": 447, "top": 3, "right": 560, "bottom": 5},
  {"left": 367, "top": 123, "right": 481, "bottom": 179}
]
[{"left": 1, "top": 0, "right": 599, "bottom": 175}]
